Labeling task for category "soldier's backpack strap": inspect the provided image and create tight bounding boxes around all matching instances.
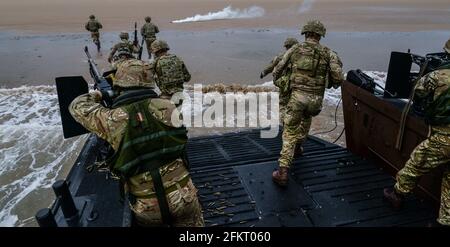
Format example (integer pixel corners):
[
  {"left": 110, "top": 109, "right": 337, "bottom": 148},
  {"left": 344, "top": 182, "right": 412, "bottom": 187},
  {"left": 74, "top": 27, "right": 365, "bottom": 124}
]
[{"left": 150, "top": 169, "right": 173, "bottom": 226}]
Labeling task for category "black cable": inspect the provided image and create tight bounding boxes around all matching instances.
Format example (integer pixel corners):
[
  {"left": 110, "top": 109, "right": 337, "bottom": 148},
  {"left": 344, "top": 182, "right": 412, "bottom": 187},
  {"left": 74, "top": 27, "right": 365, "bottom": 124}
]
[
  {"left": 311, "top": 97, "right": 342, "bottom": 135},
  {"left": 333, "top": 128, "right": 345, "bottom": 144}
]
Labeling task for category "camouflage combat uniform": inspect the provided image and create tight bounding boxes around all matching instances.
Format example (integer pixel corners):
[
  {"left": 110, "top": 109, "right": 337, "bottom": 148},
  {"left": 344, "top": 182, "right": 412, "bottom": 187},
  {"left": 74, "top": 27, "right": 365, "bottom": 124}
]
[
  {"left": 109, "top": 39, "right": 139, "bottom": 63},
  {"left": 273, "top": 22, "right": 344, "bottom": 170},
  {"left": 394, "top": 69, "right": 450, "bottom": 226},
  {"left": 141, "top": 18, "right": 160, "bottom": 59},
  {"left": 151, "top": 40, "right": 191, "bottom": 97},
  {"left": 69, "top": 58, "right": 204, "bottom": 227},
  {"left": 112, "top": 59, "right": 155, "bottom": 88},
  {"left": 261, "top": 38, "right": 299, "bottom": 123},
  {"left": 85, "top": 16, "right": 103, "bottom": 47}
]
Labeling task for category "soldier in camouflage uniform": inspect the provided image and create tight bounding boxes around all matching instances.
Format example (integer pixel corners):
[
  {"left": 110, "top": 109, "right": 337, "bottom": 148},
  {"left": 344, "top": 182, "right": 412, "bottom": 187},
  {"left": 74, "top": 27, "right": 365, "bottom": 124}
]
[
  {"left": 141, "top": 16, "right": 160, "bottom": 59},
  {"left": 108, "top": 32, "right": 140, "bottom": 64},
  {"left": 384, "top": 39, "right": 450, "bottom": 227},
  {"left": 271, "top": 20, "right": 344, "bottom": 186},
  {"left": 69, "top": 49, "right": 204, "bottom": 227},
  {"left": 260, "top": 37, "right": 299, "bottom": 123},
  {"left": 151, "top": 39, "right": 191, "bottom": 98},
  {"left": 85, "top": 15, "right": 103, "bottom": 52}
]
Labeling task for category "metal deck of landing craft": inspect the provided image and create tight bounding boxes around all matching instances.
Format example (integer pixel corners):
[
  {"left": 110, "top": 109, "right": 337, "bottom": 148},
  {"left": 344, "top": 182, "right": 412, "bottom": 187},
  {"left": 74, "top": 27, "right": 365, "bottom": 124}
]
[
  {"left": 55, "top": 129, "right": 437, "bottom": 227},
  {"left": 187, "top": 130, "right": 437, "bottom": 227}
]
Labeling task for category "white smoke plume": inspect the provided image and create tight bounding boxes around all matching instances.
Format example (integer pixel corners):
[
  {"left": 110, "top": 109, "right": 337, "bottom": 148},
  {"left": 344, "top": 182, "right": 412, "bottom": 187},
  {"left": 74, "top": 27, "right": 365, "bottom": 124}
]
[
  {"left": 299, "top": 0, "right": 314, "bottom": 13},
  {"left": 172, "top": 5, "right": 265, "bottom": 23}
]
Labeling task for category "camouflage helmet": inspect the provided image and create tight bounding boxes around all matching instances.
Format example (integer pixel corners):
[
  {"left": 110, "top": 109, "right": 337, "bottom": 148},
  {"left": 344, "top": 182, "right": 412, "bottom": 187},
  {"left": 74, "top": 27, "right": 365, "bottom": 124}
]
[
  {"left": 145, "top": 16, "right": 152, "bottom": 22},
  {"left": 444, "top": 39, "right": 450, "bottom": 53},
  {"left": 119, "top": 32, "right": 129, "bottom": 40},
  {"left": 89, "top": 15, "right": 95, "bottom": 19},
  {"left": 151, "top": 39, "right": 170, "bottom": 53},
  {"left": 284, "top": 37, "right": 299, "bottom": 49},
  {"left": 301, "top": 20, "right": 326, "bottom": 37},
  {"left": 116, "top": 46, "right": 133, "bottom": 58}
]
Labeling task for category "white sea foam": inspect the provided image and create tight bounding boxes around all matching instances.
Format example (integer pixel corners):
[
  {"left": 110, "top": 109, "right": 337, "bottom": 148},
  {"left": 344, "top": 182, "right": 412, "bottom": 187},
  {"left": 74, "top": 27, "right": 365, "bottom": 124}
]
[
  {"left": 0, "top": 86, "right": 84, "bottom": 226},
  {"left": 299, "top": 0, "right": 315, "bottom": 13},
  {"left": 172, "top": 6, "right": 265, "bottom": 23}
]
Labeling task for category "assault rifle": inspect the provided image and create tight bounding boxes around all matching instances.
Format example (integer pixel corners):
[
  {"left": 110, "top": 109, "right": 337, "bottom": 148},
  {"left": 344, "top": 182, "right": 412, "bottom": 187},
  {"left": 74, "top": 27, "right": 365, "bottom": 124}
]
[{"left": 84, "top": 46, "right": 115, "bottom": 107}]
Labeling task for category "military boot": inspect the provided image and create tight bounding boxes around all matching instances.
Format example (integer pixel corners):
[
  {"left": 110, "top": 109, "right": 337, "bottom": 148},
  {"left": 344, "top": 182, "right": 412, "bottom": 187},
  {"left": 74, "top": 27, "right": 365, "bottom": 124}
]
[
  {"left": 97, "top": 42, "right": 101, "bottom": 52},
  {"left": 272, "top": 167, "right": 289, "bottom": 187},
  {"left": 383, "top": 188, "right": 404, "bottom": 210}
]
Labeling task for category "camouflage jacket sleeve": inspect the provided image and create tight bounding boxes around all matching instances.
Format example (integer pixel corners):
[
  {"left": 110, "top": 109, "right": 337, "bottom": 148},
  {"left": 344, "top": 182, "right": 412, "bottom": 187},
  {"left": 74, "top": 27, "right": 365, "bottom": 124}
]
[
  {"left": 262, "top": 52, "right": 283, "bottom": 77},
  {"left": 327, "top": 50, "right": 345, "bottom": 89},
  {"left": 273, "top": 45, "right": 297, "bottom": 80},
  {"left": 97, "top": 21, "right": 103, "bottom": 29},
  {"left": 69, "top": 92, "right": 128, "bottom": 150},
  {"left": 155, "top": 25, "right": 160, "bottom": 34},
  {"left": 85, "top": 22, "right": 89, "bottom": 31},
  {"left": 415, "top": 70, "right": 450, "bottom": 101},
  {"left": 109, "top": 44, "right": 119, "bottom": 61}
]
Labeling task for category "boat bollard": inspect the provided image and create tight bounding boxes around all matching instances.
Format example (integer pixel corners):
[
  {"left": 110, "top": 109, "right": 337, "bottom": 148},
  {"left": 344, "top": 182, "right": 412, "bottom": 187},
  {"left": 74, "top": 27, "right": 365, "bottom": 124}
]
[
  {"left": 52, "top": 180, "right": 79, "bottom": 226},
  {"left": 35, "top": 208, "right": 58, "bottom": 227}
]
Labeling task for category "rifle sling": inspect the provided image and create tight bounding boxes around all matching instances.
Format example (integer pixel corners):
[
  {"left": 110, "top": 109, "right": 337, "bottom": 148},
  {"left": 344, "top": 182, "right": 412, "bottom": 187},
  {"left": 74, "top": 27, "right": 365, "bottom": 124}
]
[{"left": 149, "top": 169, "right": 173, "bottom": 226}]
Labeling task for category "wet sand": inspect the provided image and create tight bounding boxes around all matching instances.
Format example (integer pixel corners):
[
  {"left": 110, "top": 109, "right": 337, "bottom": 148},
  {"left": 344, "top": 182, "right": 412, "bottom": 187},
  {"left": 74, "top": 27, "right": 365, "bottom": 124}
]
[
  {"left": 0, "top": 29, "right": 448, "bottom": 88},
  {"left": 1, "top": 0, "right": 449, "bottom": 32}
]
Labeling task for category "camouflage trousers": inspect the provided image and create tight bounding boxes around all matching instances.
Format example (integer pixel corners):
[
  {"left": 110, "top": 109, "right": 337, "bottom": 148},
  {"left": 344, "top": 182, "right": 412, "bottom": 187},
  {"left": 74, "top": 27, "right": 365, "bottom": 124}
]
[
  {"left": 279, "top": 92, "right": 290, "bottom": 125},
  {"left": 279, "top": 90, "right": 323, "bottom": 168},
  {"left": 145, "top": 38, "right": 156, "bottom": 58},
  {"left": 90, "top": 31, "right": 100, "bottom": 44},
  {"left": 130, "top": 179, "right": 205, "bottom": 227},
  {"left": 394, "top": 127, "right": 450, "bottom": 226}
]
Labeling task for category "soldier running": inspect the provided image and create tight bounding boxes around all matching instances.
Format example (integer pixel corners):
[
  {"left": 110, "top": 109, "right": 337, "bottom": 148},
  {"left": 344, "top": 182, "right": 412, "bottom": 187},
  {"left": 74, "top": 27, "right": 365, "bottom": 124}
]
[
  {"left": 271, "top": 20, "right": 345, "bottom": 187},
  {"left": 141, "top": 16, "right": 160, "bottom": 60},
  {"left": 151, "top": 40, "right": 191, "bottom": 98},
  {"left": 85, "top": 15, "right": 103, "bottom": 52},
  {"left": 260, "top": 37, "right": 299, "bottom": 124}
]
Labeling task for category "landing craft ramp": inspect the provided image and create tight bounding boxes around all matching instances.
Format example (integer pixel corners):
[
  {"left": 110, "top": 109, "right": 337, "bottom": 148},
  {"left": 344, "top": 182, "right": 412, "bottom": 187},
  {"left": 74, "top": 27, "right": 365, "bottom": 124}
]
[{"left": 46, "top": 129, "right": 436, "bottom": 227}]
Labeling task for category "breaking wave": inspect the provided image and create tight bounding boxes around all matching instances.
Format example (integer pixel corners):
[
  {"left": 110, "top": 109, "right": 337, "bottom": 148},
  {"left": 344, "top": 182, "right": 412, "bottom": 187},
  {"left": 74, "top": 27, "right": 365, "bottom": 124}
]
[
  {"left": 172, "top": 6, "right": 265, "bottom": 23},
  {"left": 299, "top": 0, "right": 315, "bottom": 13},
  {"left": 0, "top": 86, "right": 85, "bottom": 227}
]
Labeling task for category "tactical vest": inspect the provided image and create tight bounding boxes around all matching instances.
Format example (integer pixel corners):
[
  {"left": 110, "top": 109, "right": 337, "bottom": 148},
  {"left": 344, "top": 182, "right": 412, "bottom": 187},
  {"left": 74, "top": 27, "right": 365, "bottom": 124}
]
[
  {"left": 290, "top": 42, "right": 330, "bottom": 95},
  {"left": 142, "top": 23, "right": 157, "bottom": 38},
  {"left": 425, "top": 86, "right": 450, "bottom": 125},
  {"left": 155, "top": 54, "right": 186, "bottom": 93},
  {"left": 87, "top": 20, "right": 99, "bottom": 32},
  {"left": 109, "top": 98, "right": 188, "bottom": 224}
]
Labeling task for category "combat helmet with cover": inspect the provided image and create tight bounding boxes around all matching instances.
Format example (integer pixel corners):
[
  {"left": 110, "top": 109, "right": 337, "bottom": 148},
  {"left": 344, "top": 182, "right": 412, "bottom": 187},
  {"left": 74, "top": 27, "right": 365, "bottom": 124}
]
[
  {"left": 119, "top": 32, "right": 129, "bottom": 40},
  {"left": 151, "top": 39, "right": 170, "bottom": 53},
  {"left": 145, "top": 16, "right": 152, "bottom": 22},
  {"left": 89, "top": 15, "right": 95, "bottom": 19},
  {"left": 116, "top": 45, "right": 133, "bottom": 58},
  {"left": 284, "top": 37, "right": 299, "bottom": 49},
  {"left": 301, "top": 20, "right": 326, "bottom": 37}
]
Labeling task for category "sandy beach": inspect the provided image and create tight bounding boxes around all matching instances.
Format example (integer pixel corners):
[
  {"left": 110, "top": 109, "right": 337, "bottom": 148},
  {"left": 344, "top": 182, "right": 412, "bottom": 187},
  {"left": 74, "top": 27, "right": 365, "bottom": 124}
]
[
  {"left": 0, "top": 0, "right": 449, "bottom": 227},
  {"left": 1, "top": 0, "right": 449, "bottom": 33}
]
